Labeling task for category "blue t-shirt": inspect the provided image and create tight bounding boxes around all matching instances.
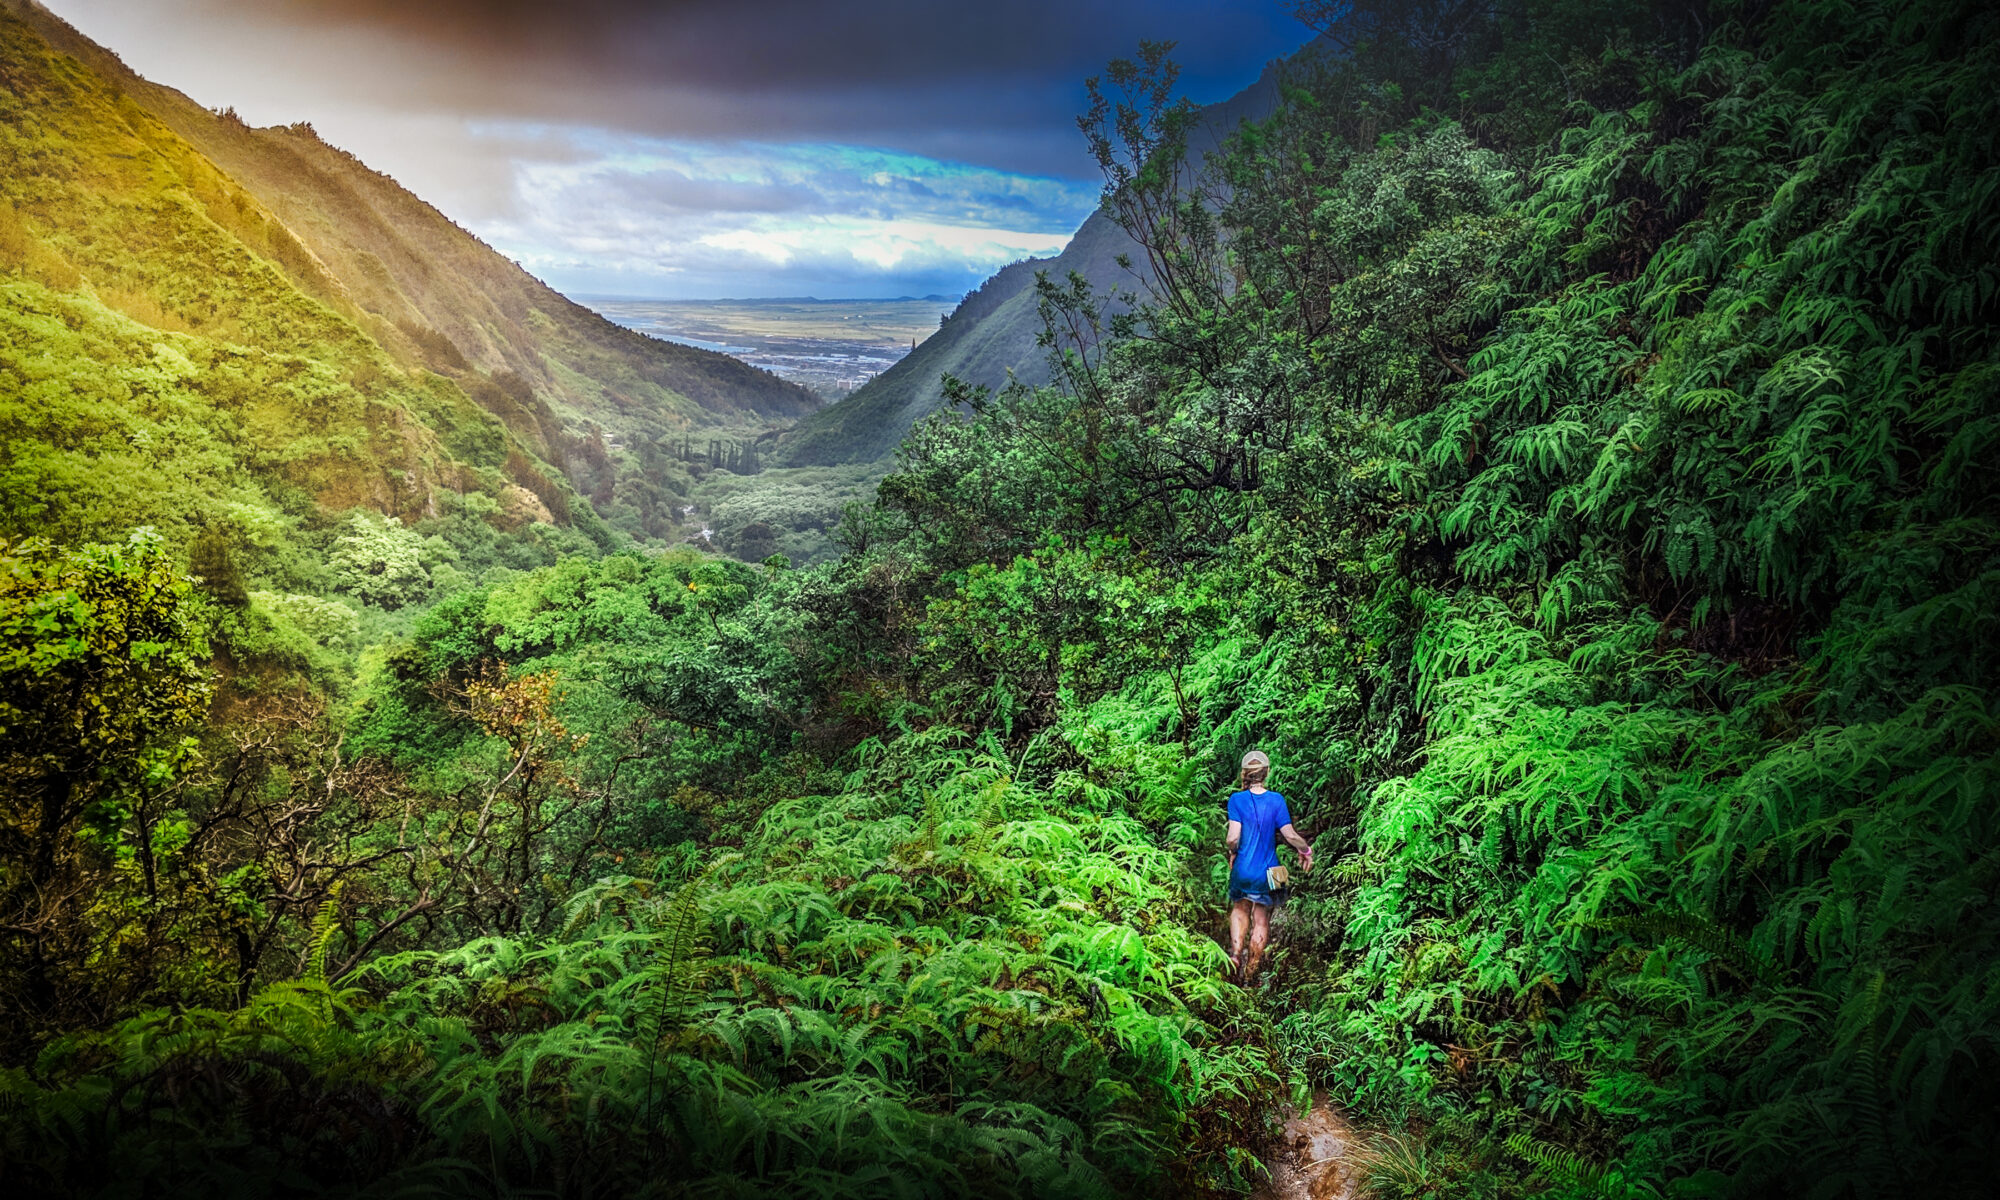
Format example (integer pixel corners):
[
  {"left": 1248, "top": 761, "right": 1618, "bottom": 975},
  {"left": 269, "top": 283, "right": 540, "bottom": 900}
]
[{"left": 1228, "top": 789, "right": 1293, "bottom": 883}]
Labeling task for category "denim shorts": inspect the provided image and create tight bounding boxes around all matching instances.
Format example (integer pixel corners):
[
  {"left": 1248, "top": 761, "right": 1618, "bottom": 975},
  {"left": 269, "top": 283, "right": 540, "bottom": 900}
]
[{"left": 1228, "top": 877, "right": 1277, "bottom": 907}]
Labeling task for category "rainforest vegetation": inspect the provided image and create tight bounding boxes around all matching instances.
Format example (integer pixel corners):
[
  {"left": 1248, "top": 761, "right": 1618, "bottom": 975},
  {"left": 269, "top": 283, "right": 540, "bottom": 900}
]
[{"left": 3, "top": 0, "right": 1997, "bottom": 1196}]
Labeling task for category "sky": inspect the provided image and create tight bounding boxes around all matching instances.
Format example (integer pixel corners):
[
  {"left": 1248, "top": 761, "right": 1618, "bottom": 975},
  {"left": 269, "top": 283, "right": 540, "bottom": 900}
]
[{"left": 42, "top": 0, "right": 1313, "bottom": 299}]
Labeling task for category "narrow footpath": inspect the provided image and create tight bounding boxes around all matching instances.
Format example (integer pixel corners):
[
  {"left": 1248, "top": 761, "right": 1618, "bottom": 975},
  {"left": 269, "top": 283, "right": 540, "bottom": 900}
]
[{"left": 1251, "top": 1094, "right": 1364, "bottom": 1200}]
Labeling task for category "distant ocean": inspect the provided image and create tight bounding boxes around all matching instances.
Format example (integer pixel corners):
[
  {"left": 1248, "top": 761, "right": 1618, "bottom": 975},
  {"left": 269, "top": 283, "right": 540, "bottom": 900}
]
[
  {"left": 623, "top": 326, "right": 756, "bottom": 356},
  {"left": 581, "top": 296, "right": 954, "bottom": 398}
]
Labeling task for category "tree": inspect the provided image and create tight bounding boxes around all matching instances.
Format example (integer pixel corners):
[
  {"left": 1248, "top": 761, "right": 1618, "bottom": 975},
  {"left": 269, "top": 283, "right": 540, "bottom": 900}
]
[
  {"left": 187, "top": 527, "right": 249, "bottom": 608},
  {"left": 430, "top": 666, "right": 593, "bottom": 935},
  {"left": 329, "top": 512, "right": 430, "bottom": 609},
  {"left": 0, "top": 530, "right": 211, "bottom": 1052}
]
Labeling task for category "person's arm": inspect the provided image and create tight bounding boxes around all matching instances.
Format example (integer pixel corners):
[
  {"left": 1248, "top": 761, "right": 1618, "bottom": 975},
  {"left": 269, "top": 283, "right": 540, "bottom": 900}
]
[
  {"left": 1225, "top": 819, "right": 1242, "bottom": 874},
  {"left": 1279, "top": 823, "right": 1314, "bottom": 872}
]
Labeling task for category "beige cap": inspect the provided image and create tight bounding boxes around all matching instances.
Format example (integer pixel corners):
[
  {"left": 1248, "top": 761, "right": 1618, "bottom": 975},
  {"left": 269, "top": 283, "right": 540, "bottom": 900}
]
[{"left": 1241, "top": 749, "right": 1271, "bottom": 770}]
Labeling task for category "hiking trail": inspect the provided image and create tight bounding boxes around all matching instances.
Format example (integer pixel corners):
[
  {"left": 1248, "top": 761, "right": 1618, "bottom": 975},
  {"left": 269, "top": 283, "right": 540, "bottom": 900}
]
[{"left": 1251, "top": 1093, "right": 1363, "bottom": 1200}]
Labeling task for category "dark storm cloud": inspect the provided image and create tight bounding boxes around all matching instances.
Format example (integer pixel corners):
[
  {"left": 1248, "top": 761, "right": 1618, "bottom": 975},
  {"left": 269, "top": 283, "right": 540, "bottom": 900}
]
[{"left": 184, "top": 0, "right": 1302, "bottom": 175}]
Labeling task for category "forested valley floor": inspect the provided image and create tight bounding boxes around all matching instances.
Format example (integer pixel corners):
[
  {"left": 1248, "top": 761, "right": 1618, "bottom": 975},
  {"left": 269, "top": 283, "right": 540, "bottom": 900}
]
[{"left": 3, "top": 2, "right": 1998, "bottom": 1197}]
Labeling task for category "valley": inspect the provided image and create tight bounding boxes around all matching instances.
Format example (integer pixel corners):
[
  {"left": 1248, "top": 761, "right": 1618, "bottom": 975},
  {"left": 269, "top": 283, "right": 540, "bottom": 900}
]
[
  {"left": 587, "top": 295, "right": 959, "bottom": 400},
  {"left": 2, "top": 1, "right": 1996, "bottom": 1198}
]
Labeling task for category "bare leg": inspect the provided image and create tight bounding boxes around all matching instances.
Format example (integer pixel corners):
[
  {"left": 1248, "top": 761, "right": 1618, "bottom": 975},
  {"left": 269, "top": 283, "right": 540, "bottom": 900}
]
[
  {"left": 1228, "top": 899, "right": 1252, "bottom": 979},
  {"left": 1243, "top": 903, "right": 1273, "bottom": 983}
]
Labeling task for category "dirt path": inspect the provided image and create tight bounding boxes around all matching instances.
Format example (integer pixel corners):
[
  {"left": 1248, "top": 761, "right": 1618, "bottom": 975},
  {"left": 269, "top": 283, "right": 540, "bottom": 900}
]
[{"left": 1250, "top": 1094, "right": 1365, "bottom": 1200}]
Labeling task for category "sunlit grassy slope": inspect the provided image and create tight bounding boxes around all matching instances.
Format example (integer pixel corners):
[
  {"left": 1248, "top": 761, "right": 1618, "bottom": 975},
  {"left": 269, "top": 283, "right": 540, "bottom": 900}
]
[{"left": 0, "top": 0, "right": 815, "bottom": 555}]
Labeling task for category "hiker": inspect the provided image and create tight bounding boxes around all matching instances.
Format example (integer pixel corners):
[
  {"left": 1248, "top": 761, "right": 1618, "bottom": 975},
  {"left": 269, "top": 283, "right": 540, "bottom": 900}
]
[{"left": 1224, "top": 749, "right": 1312, "bottom": 983}]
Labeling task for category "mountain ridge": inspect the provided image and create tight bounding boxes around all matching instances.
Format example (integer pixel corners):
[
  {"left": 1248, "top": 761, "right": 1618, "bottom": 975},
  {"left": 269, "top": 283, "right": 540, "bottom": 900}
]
[
  {"left": 3, "top": 0, "right": 818, "bottom": 430},
  {"left": 774, "top": 46, "right": 1299, "bottom": 467},
  {"left": 0, "top": 0, "right": 811, "bottom": 553}
]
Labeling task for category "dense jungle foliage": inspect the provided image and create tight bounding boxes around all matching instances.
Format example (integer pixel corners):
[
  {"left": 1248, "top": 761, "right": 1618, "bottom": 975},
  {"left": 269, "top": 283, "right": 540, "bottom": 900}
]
[{"left": 4, "top": 0, "right": 1997, "bottom": 1197}]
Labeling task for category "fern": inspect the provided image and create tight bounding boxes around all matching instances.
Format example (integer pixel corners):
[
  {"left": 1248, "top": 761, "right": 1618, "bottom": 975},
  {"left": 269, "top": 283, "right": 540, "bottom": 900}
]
[
  {"left": 1588, "top": 908, "right": 1785, "bottom": 988},
  {"left": 1504, "top": 1132, "right": 1628, "bottom": 1198},
  {"left": 304, "top": 881, "right": 345, "bottom": 982}
]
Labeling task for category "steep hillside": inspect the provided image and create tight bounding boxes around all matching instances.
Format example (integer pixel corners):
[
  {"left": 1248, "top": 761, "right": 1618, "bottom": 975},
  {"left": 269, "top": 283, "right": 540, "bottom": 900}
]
[
  {"left": 776, "top": 51, "right": 1290, "bottom": 467},
  {"left": 175, "top": 119, "right": 818, "bottom": 429},
  {"left": 0, "top": 0, "right": 810, "bottom": 564},
  {"left": 777, "top": 214, "right": 1132, "bottom": 465},
  {"left": 3, "top": 0, "right": 815, "bottom": 433},
  {"left": 0, "top": 3, "right": 477, "bottom": 546}
]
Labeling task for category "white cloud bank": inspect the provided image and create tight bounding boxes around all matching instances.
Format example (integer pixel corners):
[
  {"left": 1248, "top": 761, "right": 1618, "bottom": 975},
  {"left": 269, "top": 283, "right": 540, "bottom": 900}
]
[{"left": 471, "top": 131, "right": 1097, "bottom": 298}]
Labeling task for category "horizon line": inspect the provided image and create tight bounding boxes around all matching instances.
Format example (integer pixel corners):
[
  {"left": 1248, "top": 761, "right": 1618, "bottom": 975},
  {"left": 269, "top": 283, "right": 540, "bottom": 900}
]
[{"left": 569, "top": 291, "right": 965, "bottom": 304}]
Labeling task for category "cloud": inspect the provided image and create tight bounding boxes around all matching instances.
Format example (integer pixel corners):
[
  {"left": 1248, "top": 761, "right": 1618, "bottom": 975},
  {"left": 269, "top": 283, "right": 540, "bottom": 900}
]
[
  {"left": 60, "top": 0, "right": 1302, "bottom": 175},
  {"left": 42, "top": 0, "right": 1307, "bottom": 296},
  {"left": 594, "top": 170, "right": 822, "bottom": 219},
  {"left": 480, "top": 130, "right": 1093, "bottom": 297}
]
